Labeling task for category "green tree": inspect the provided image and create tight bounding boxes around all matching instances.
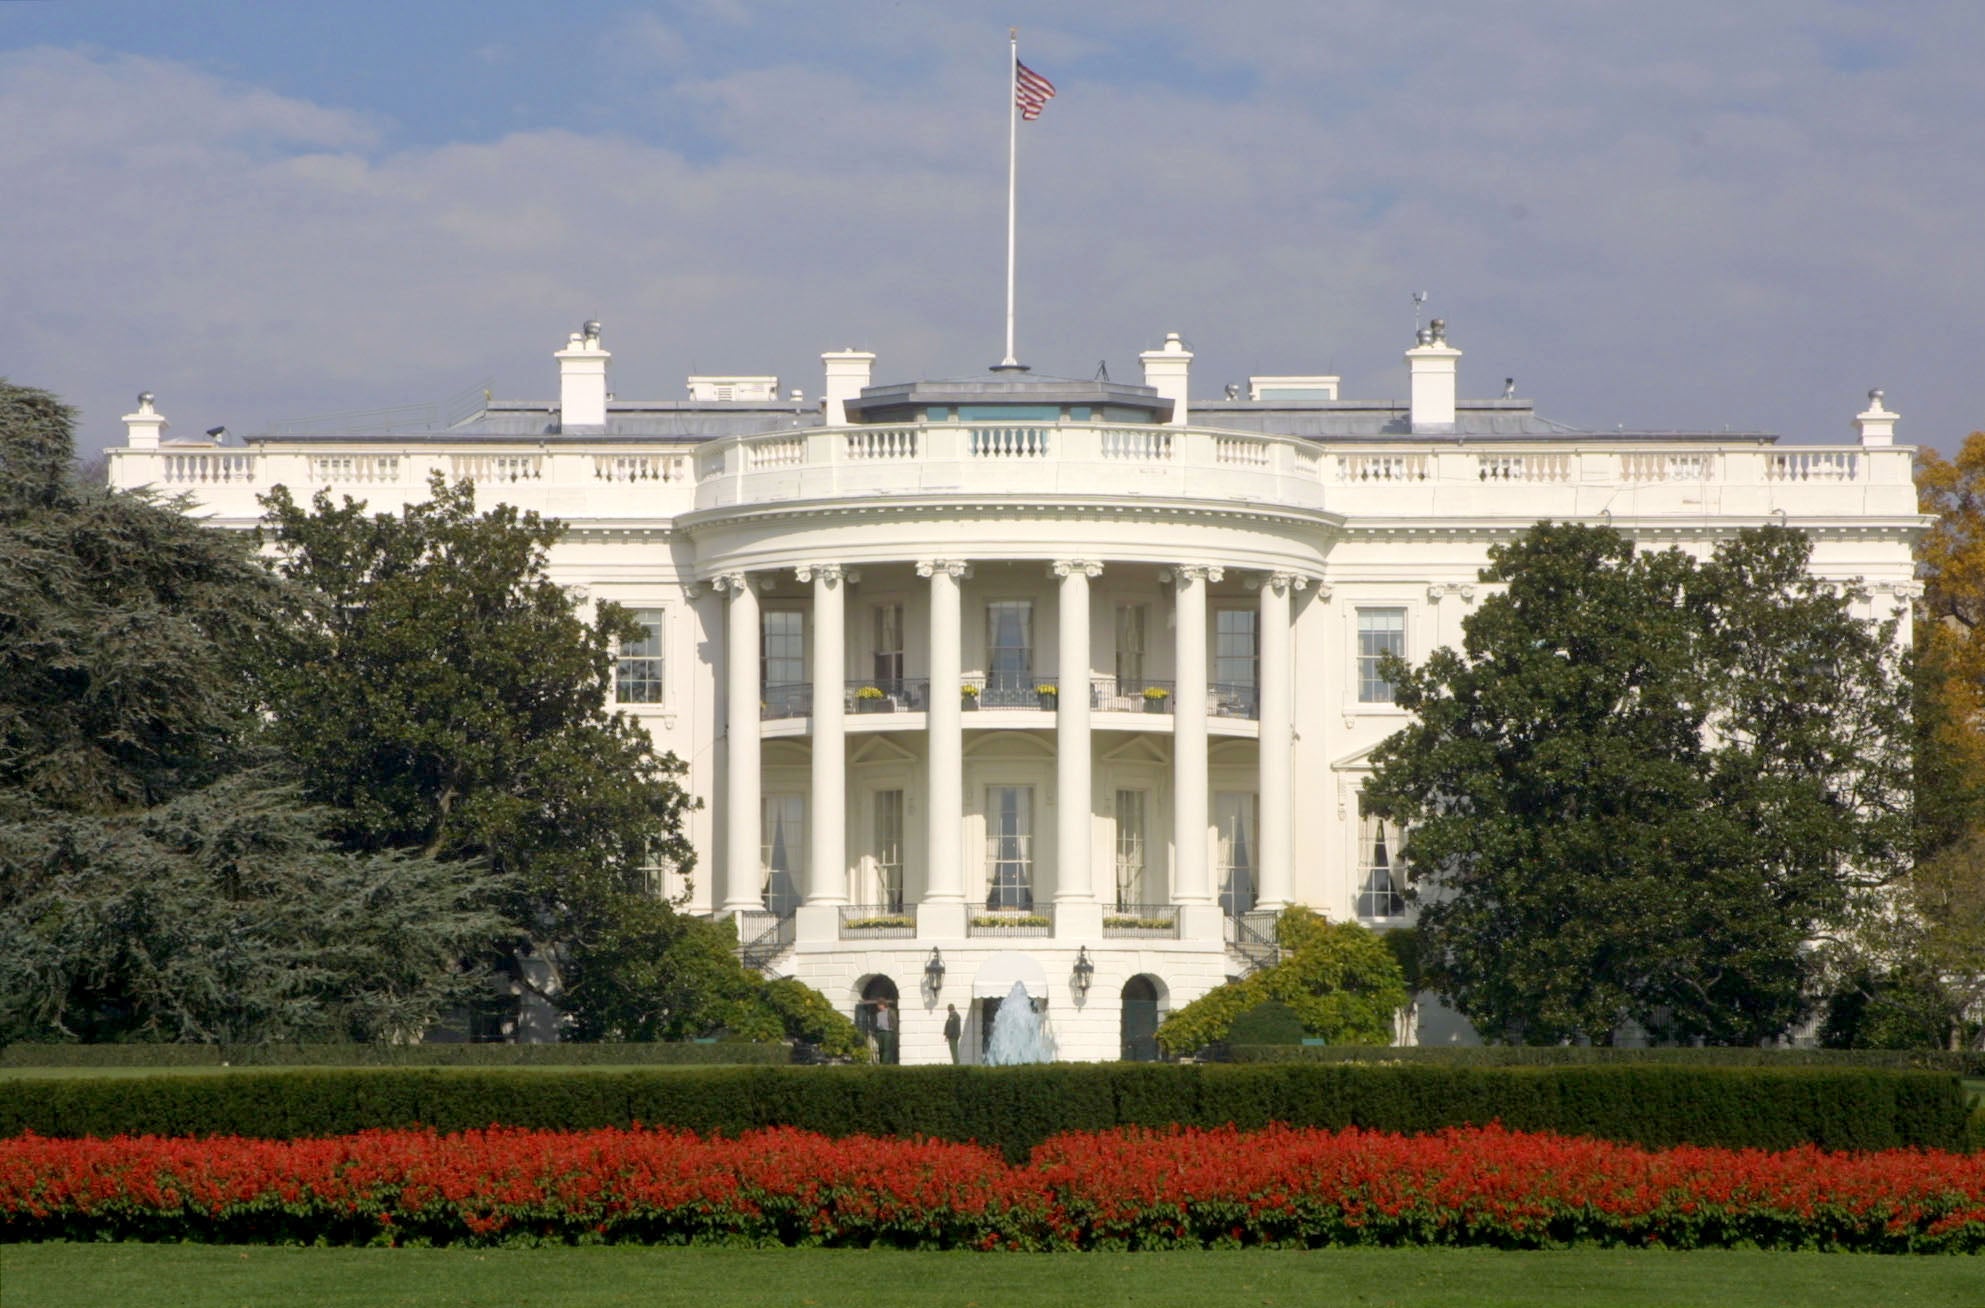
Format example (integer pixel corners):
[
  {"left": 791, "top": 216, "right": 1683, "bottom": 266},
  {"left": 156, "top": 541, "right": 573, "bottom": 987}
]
[
  {"left": 257, "top": 476, "right": 701, "bottom": 1023},
  {"left": 0, "top": 382, "right": 496, "bottom": 1044},
  {"left": 1363, "top": 522, "right": 1911, "bottom": 1046},
  {"left": 1156, "top": 909, "right": 1408, "bottom": 1054}
]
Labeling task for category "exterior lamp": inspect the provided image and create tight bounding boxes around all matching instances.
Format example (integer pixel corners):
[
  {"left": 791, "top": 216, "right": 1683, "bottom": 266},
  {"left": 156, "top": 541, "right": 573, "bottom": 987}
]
[
  {"left": 1072, "top": 946, "right": 1095, "bottom": 995},
  {"left": 924, "top": 948, "right": 945, "bottom": 994}
]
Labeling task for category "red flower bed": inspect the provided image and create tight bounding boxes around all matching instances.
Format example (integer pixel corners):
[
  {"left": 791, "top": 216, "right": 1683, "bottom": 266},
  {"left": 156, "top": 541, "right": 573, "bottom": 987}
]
[{"left": 2, "top": 1124, "right": 1981, "bottom": 1252}]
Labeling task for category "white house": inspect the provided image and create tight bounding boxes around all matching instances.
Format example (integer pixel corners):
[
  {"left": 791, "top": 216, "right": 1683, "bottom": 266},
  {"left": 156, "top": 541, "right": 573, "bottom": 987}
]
[{"left": 107, "top": 319, "right": 1925, "bottom": 1062}]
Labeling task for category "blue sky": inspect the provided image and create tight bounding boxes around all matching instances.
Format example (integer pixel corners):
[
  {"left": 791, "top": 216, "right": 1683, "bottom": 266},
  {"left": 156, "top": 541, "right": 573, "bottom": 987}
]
[{"left": 3, "top": 1, "right": 1981, "bottom": 455}]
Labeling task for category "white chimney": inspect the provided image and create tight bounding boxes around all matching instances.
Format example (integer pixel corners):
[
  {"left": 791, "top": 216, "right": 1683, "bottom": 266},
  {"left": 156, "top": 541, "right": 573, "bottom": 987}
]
[
  {"left": 1406, "top": 319, "right": 1462, "bottom": 434},
  {"left": 1139, "top": 332, "right": 1193, "bottom": 428},
  {"left": 122, "top": 392, "right": 167, "bottom": 449},
  {"left": 1854, "top": 388, "right": 1898, "bottom": 447},
  {"left": 554, "top": 320, "right": 611, "bottom": 431},
  {"left": 821, "top": 348, "right": 876, "bottom": 426}
]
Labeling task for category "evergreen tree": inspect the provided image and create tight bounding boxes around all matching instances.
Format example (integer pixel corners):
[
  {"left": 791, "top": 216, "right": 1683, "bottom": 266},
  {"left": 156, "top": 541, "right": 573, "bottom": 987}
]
[{"left": 1363, "top": 522, "right": 1911, "bottom": 1045}]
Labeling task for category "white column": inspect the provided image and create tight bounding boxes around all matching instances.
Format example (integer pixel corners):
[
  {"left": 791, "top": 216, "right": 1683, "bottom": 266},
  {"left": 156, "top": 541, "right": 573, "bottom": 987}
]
[
  {"left": 1053, "top": 561, "right": 1102, "bottom": 936},
  {"left": 805, "top": 564, "right": 848, "bottom": 906},
  {"left": 919, "top": 560, "right": 968, "bottom": 936},
  {"left": 717, "top": 572, "right": 762, "bottom": 914},
  {"left": 1171, "top": 566, "right": 1220, "bottom": 931},
  {"left": 1255, "top": 572, "right": 1296, "bottom": 911}
]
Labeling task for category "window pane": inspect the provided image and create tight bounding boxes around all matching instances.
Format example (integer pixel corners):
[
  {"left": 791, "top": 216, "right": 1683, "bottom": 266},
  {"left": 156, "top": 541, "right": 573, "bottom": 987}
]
[
  {"left": 1215, "top": 791, "right": 1257, "bottom": 915},
  {"left": 1357, "top": 608, "right": 1406, "bottom": 703},
  {"left": 1215, "top": 610, "right": 1257, "bottom": 688},
  {"left": 872, "top": 604, "right": 904, "bottom": 686},
  {"left": 985, "top": 785, "right": 1034, "bottom": 909},
  {"left": 987, "top": 601, "right": 1033, "bottom": 697},
  {"left": 1114, "top": 789, "right": 1146, "bottom": 909},
  {"left": 873, "top": 789, "right": 904, "bottom": 911},
  {"left": 1357, "top": 800, "right": 1405, "bottom": 918},
  {"left": 763, "top": 610, "right": 805, "bottom": 687},
  {"left": 1115, "top": 605, "right": 1147, "bottom": 688},
  {"left": 761, "top": 794, "right": 804, "bottom": 916},
  {"left": 616, "top": 609, "right": 666, "bottom": 704}
]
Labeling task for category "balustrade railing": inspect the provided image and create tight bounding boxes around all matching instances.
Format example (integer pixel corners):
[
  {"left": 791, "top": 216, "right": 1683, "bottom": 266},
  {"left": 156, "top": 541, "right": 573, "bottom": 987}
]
[
  {"left": 839, "top": 904, "right": 916, "bottom": 939},
  {"left": 760, "top": 682, "right": 812, "bottom": 720},
  {"left": 1104, "top": 903, "right": 1180, "bottom": 939},
  {"left": 592, "top": 453, "right": 689, "bottom": 482},
  {"left": 309, "top": 454, "right": 400, "bottom": 484},
  {"left": 970, "top": 425, "right": 1053, "bottom": 459},
  {"left": 451, "top": 453, "right": 542, "bottom": 482},
  {"left": 1090, "top": 676, "right": 1176, "bottom": 713},
  {"left": 1766, "top": 450, "right": 1858, "bottom": 482},
  {"left": 746, "top": 435, "right": 805, "bottom": 469},
  {"left": 1099, "top": 428, "right": 1174, "bottom": 462},
  {"left": 1477, "top": 452, "right": 1572, "bottom": 483},
  {"left": 843, "top": 427, "right": 919, "bottom": 460},
  {"left": 1337, "top": 452, "right": 1428, "bottom": 482},
  {"left": 160, "top": 452, "right": 258, "bottom": 485},
  {"left": 1207, "top": 682, "right": 1259, "bottom": 720}
]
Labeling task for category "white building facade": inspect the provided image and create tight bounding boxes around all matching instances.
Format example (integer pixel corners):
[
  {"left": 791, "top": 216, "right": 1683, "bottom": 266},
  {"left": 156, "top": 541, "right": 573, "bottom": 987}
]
[{"left": 108, "top": 320, "right": 1925, "bottom": 1062}]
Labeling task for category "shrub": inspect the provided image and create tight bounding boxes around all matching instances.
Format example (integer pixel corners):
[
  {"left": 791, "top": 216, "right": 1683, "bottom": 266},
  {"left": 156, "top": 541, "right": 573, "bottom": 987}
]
[
  {"left": 1158, "top": 909, "right": 1408, "bottom": 1054},
  {"left": 1226, "top": 1001, "right": 1307, "bottom": 1046}
]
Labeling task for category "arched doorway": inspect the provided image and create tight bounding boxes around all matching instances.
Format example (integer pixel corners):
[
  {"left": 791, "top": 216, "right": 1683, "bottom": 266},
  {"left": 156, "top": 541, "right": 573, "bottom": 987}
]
[
  {"left": 856, "top": 975, "right": 901, "bottom": 1064},
  {"left": 1121, "top": 975, "right": 1162, "bottom": 1061}
]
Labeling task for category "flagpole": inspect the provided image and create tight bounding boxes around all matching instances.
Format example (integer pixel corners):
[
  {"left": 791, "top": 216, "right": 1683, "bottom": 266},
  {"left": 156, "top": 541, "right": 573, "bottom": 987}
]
[{"left": 1000, "top": 27, "right": 1020, "bottom": 369}]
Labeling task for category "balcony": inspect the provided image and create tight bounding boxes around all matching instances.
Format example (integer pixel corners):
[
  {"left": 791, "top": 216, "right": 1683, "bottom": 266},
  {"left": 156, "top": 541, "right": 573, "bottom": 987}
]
[
  {"left": 839, "top": 904, "right": 915, "bottom": 940},
  {"left": 1103, "top": 903, "right": 1181, "bottom": 939},
  {"left": 758, "top": 677, "right": 1260, "bottom": 729},
  {"left": 968, "top": 905, "right": 1053, "bottom": 938},
  {"left": 1090, "top": 677, "right": 1175, "bottom": 714}
]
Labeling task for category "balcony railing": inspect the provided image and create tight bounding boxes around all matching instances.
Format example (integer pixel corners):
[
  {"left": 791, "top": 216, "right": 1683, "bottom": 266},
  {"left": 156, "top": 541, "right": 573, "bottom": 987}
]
[
  {"left": 761, "top": 682, "right": 812, "bottom": 720},
  {"left": 1103, "top": 903, "right": 1180, "bottom": 939},
  {"left": 839, "top": 904, "right": 916, "bottom": 939},
  {"left": 969, "top": 905, "right": 1053, "bottom": 937},
  {"left": 1207, "top": 682, "right": 1259, "bottom": 720},
  {"left": 1091, "top": 677, "right": 1175, "bottom": 714},
  {"left": 847, "top": 678, "right": 928, "bottom": 713},
  {"left": 962, "top": 673, "right": 1059, "bottom": 710}
]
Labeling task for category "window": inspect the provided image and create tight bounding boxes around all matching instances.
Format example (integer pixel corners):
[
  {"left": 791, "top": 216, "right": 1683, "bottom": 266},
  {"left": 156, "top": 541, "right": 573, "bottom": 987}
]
[
  {"left": 1114, "top": 789, "right": 1147, "bottom": 909},
  {"left": 873, "top": 789, "right": 905, "bottom": 912},
  {"left": 1358, "top": 608, "right": 1406, "bottom": 703},
  {"left": 986, "top": 600, "right": 1033, "bottom": 704},
  {"left": 761, "top": 794, "right": 805, "bottom": 916},
  {"left": 985, "top": 785, "right": 1034, "bottom": 910},
  {"left": 1215, "top": 791, "right": 1257, "bottom": 915},
  {"left": 762, "top": 610, "right": 806, "bottom": 716},
  {"left": 615, "top": 609, "right": 666, "bottom": 704},
  {"left": 1115, "top": 604, "right": 1148, "bottom": 689},
  {"left": 1357, "top": 802, "right": 1405, "bottom": 918},
  {"left": 1215, "top": 609, "right": 1258, "bottom": 688},
  {"left": 872, "top": 603, "right": 905, "bottom": 690}
]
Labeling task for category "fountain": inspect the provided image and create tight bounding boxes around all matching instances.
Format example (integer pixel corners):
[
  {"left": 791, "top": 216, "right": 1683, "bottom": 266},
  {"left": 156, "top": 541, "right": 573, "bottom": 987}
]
[{"left": 983, "top": 980, "right": 1055, "bottom": 1065}]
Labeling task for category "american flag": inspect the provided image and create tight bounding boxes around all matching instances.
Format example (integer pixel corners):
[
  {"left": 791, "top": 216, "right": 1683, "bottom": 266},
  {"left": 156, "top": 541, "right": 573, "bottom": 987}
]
[{"left": 1015, "top": 60, "right": 1056, "bottom": 121}]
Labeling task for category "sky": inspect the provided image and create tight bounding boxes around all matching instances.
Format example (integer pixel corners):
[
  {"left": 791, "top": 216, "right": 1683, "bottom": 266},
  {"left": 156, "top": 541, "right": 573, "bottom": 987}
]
[{"left": 3, "top": 0, "right": 1981, "bottom": 456}]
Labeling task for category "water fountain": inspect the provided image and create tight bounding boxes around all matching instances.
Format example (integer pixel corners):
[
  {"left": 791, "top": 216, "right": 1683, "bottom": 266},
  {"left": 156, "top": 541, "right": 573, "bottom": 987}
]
[{"left": 983, "top": 980, "right": 1055, "bottom": 1065}]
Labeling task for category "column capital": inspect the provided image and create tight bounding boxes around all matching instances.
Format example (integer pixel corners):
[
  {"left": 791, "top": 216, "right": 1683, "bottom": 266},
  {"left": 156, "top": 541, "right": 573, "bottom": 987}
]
[
  {"left": 1162, "top": 564, "right": 1224, "bottom": 585},
  {"left": 681, "top": 581, "right": 707, "bottom": 600},
  {"left": 711, "top": 571, "right": 757, "bottom": 595},
  {"left": 1426, "top": 581, "right": 1477, "bottom": 604},
  {"left": 916, "top": 559, "right": 973, "bottom": 580},
  {"left": 795, "top": 563, "right": 857, "bottom": 585},
  {"left": 1049, "top": 559, "right": 1104, "bottom": 579},
  {"left": 1244, "top": 570, "right": 1312, "bottom": 594}
]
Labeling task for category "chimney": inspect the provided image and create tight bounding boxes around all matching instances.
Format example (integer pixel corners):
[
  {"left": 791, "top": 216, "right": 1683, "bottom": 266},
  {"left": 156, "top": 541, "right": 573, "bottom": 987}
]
[
  {"left": 122, "top": 392, "right": 167, "bottom": 449},
  {"left": 821, "top": 348, "right": 875, "bottom": 426},
  {"left": 554, "top": 320, "right": 611, "bottom": 431},
  {"left": 1406, "top": 319, "right": 1462, "bottom": 434},
  {"left": 1854, "top": 388, "right": 1897, "bottom": 447},
  {"left": 1139, "top": 332, "right": 1193, "bottom": 428}
]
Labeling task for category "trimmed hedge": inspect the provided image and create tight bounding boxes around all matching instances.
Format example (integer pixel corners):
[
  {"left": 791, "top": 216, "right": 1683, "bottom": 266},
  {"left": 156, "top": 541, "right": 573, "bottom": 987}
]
[
  {"left": 1225, "top": 1044, "right": 1985, "bottom": 1075},
  {"left": 0, "top": 1042, "right": 790, "bottom": 1069},
  {"left": 0, "top": 1064, "right": 1965, "bottom": 1160}
]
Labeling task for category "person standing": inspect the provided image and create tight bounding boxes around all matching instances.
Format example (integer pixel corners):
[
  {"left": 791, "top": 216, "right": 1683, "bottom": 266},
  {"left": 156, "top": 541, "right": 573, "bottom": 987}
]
[
  {"left": 943, "top": 1003, "right": 962, "bottom": 1064},
  {"left": 874, "top": 997, "right": 896, "bottom": 1065}
]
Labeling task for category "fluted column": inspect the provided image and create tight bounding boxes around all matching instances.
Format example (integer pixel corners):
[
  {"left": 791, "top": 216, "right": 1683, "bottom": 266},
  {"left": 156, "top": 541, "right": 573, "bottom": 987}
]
[
  {"left": 716, "top": 572, "right": 762, "bottom": 914},
  {"left": 1053, "top": 562, "right": 1101, "bottom": 932},
  {"left": 1170, "top": 565, "right": 1220, "bottom": 911},
  {"left": 803, "top": 564, "right": 848, "bottom": 906},
  {"left": 1255, "top": 572, "right": 1298, "bottom": 911},
  {"left": 919, "top": 561, "right": 969, "bottom": 933}
]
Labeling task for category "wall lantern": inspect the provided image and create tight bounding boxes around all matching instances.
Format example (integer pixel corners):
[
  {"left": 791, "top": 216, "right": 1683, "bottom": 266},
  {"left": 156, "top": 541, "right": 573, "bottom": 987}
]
[
  {"left": 924, "top": 947, "right": 945, "bottom": 994},
  {"left": 1071, "top": 946, "right": 1095, "bottom": 995}
]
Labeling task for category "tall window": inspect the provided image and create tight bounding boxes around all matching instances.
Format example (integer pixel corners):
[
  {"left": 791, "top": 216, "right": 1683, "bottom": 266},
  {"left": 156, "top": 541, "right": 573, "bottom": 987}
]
[
  {"left": 1358, "top": 608, "right": 1406, "bottom": 703},
  {"left": 1356, "top": 802, "right": 1405, "bottom": 918},
  {"left": 1215, "top": 791, "right": 1257, "bottom": 916},
  {"left": 761, "top": 794, "right": 805, "bottom": 916},
  {"left": 871, "top": 603, "right": 905, "bottom": 690},
  {"left": 1114, "top": 789, "right": 1147, "bottom": 909},
  {"left": 986, "top": 601, "right": 1033, "bottom": 703},
  {"left": 762, "top": 610, "right": 806, "bottom": 716},
  {"left": 615, "top": 608, "right": 665, "bottom": 704},
  {"left": 985, "top": 785, "right": 1034, "bottom": 910},
  {"left": 873, "top": 789, "right": 905, "bottom": 912},
  {"left": 1115, "top": 604, "right": 1148, "bottom": 689},
  {"left": 1215, "top": 609, "right": 1258, "bottom": 687}
]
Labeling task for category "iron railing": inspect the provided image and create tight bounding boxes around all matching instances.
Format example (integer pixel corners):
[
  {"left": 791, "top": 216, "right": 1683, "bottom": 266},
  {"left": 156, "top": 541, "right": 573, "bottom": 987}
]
[
  {"left": 839, "top": 904, "right": 916, "bottom": 939},
  {"left": 760, "top": 682, "right": 812, "bottom": 719},
  {"left": 1207, "top": 682, "right": 1260, "bottom": 720},
  {"left": 968, "top": 906, "right": 1054, "bottom": 937},
  {"left": 1225, "top": 909, "right": 1281, "bottom": 974},
  {"left": 738, "top": 910, "right": 795, "bottom": 973},
  {"left": 1090, "top": 676, "right": 1175, "bottom": 713},
  {"left": 1103, "top": 902, "right": 1180, "bottom": 939},
  {"left": 962, "top": 672, "right": 1059, "bottom": 710},
  {"left": 846, "top": 678, "right": 928, "bottom": 713}
]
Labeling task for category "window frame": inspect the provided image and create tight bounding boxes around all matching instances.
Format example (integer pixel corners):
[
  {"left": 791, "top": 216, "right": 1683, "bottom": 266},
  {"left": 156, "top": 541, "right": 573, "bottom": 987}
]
[{"left": 614, "top": 606, "right": 668, "bottom": 706}]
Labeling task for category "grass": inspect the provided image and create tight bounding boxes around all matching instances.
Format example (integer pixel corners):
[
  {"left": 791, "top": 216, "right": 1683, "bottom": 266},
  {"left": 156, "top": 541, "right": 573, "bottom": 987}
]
[{"left": 2, "top": 1245, "right": 1981, "bottom": 1308}]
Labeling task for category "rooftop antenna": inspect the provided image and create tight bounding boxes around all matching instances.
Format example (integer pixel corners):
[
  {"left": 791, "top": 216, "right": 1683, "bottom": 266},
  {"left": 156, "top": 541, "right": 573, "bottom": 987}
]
[
  {"left": 1094, "top": 360, "right": 1110, "bottom": 382},
  {"left": 1411, "top": 291, "right": 1429, "bottom": 335}
]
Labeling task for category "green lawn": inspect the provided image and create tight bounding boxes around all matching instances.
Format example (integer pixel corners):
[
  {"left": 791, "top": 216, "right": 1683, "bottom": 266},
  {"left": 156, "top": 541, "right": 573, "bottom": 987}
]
[{"left": 2, "top": 1245, "right": 1980, "bottom": 1308}]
